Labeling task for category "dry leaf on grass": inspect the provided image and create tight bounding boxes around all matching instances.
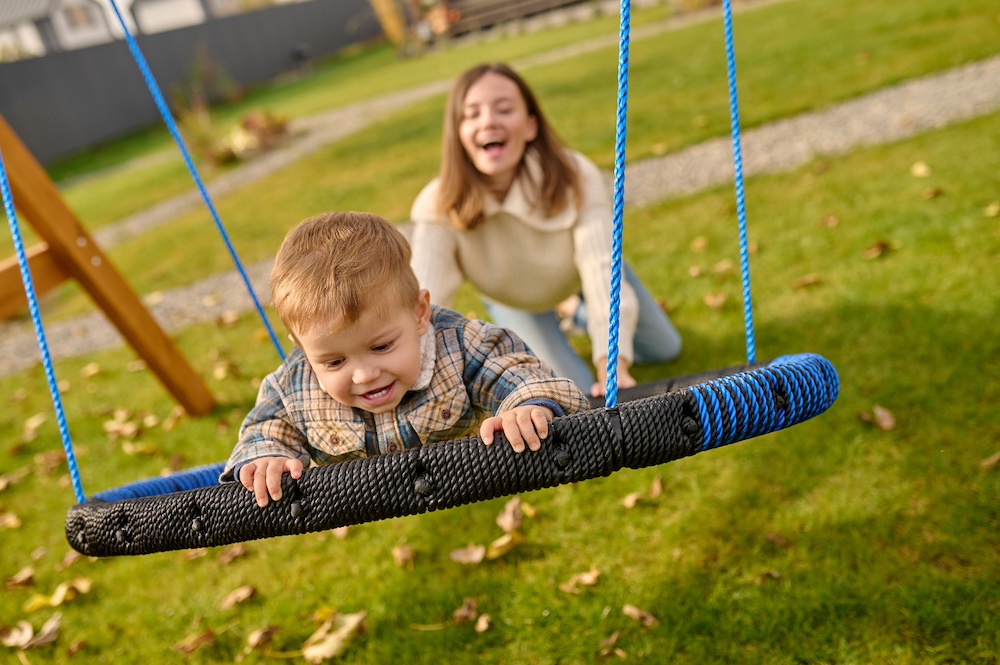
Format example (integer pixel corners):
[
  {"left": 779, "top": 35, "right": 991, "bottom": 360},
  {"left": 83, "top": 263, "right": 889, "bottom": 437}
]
[
  {"left": 236, "top": 625, "right": 281, "bottom": 663},
  {"left": 450, "top": 545, "right": 486, "bottom": 565},
  {"left": 23, "top": 578, "right": 91, "bottom": 612},
  {"left": 622, "top": 604, "right": 659, "bottom": 628},
  {"left": 220, "top": 585, "right": 257, "bottom": 610},
  {"left": 690, "top": 236, "right": 708, "bottom": 252},
  {"left": 0, "top": 467, "right": 30, "bottom": 493},
  {"left": 793, "top": 274, "right": 821, "bottom": 289},
  {"left": 218, "top": 544, "right": 248, "bottom": 565},
  {"left": 6, "top": 567, "right": 34, "bottom": 590},
  {"left": 184, "top": 548, "right": 209, "bottom": 560},
  {"left": 172, "top": 628, "right": 216, "bottom": 655},
  {"left": 559, "top": 568, "right": 600, "bottom": 594},
  {"left": 496, "top": 497, "right": 522, "bottom": 533},
  {"left": 1, "top": 511, "right": 21, "bottom": 530},
  {"left": 392, "top": 545, "right": 415, "bottom": 568},
  {"left": 862, "top": 240, "right": 893, "bottom": 260},
  {"left": 818, "top": 214, "right": 839, "bottom": 228},
  {"left": 331, "top": 526, "right": 350, "bottom": 539},
  {"left": 622, "top": 492, "right": 642, "bottom": 509},
  {"left": 1, "top": 612, "right": 61, "bottom": 650},
  {"left": 475, "top": 614, "right": 491, "bottom": 633},
  {"left": 858, "top": 405, "right": 896, "bottom": 431},
  {"left": 910, "top": 161, "right": 931, "bottom": 177},
  {"left": 598, "top": 631, "right": 626, "bottom": 659},
  {"left": 22, "top": 413, "right": 46, "bottom": 442},
  {"left": 80, "top": 363, "right": 101, "bottom": 378},
  {"left": 301, "top": 611, "right": 366, "bottom": 663},
  {"left": 56, "top": 550, "right": 84, "bottom": 571},
  {"left": 485, "top": 531, "right": 524, "bottom": 560},
  {"left": 979, "top": 451, "right": 1000, "bottom": 471},
  {"left": 453, "top": 598, "right": 478, "bottom": 624},
  {"left": 764, "top": 533, "right": 791, "bottom": 549},
  {"left": 984, "top": 201, "right": 1000, "bottom": 218},
  {"left": 649, "top": 476, "right": 663, "bottom": 499},
  {"left": 703, "top": 292, "right": 726, "bottom": 310}
]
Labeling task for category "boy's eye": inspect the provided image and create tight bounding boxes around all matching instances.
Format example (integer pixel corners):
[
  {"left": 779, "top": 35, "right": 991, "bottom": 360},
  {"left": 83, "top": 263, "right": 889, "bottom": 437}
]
[
  {"left": 372, "top": 340, "right": 395, "bottom": 353},
  {"left": 324, "top": 359, "right": 345, "bottom": 370}
]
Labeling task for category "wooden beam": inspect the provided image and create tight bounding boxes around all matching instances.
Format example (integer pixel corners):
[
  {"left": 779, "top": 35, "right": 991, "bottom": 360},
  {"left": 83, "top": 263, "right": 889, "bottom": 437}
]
[
  {"left": 0, "top": 242, "right": 70, "bottom": 320},
  {"left": 0, "top": 115, "right": 215, "bottom": 416}
]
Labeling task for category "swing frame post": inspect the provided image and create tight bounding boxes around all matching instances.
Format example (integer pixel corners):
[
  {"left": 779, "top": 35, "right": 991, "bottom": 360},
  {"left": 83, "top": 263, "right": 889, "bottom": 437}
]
[{"left": 0, "top": 115, "right": 215, "bottom": 417}]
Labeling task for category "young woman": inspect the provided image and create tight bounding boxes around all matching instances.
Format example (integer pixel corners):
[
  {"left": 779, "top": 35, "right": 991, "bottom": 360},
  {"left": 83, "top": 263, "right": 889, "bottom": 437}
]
[{"left": 410, "top": 62, "right": 682, "bottom": 396}]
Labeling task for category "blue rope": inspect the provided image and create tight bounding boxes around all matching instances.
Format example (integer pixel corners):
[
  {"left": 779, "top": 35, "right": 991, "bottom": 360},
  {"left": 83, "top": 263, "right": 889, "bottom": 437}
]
[
  {"left": 0, "top": 149, "right": 86, "bottom": 503},
  {"left": 605, "top": 0, "right": 632, "bottom": 408},
  {"left": 92, "top": 462, "right": 225, "bottom": 502},
  {"left": 106, "top": 1, "right": 285, "bottom": 361},
  {"left": 721, "top": 0, "right": 757, "bottom": 364}
]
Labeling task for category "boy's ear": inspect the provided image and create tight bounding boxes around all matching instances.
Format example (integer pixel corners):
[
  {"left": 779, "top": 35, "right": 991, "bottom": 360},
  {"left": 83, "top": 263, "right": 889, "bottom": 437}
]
[{"left": 415, "top": 289, "right": 431, "bottom": 335}]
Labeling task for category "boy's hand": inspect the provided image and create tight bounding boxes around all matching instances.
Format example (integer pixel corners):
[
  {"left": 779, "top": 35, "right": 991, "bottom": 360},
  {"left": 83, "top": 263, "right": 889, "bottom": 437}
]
[
  {"left": 480, "top": 405, "right": 555, "bottom": 453},
  {"left": 238, "top": 457, "right": 304, "bottom": 508}
]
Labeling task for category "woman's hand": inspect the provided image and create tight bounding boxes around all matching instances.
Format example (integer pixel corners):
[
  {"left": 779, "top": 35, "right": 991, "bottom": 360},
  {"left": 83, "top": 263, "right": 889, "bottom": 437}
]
[
  {"left": 590, "top": 357, "right": 637, "bottom": 398},
  {"left": 480, "top": 405, "right": 555, "bottom": 453}
]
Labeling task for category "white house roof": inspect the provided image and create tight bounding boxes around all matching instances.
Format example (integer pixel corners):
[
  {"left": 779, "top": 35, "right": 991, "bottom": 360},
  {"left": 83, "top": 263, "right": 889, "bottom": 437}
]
[{"left": 0, "top": 0, "right": 59, "bottom": 28}]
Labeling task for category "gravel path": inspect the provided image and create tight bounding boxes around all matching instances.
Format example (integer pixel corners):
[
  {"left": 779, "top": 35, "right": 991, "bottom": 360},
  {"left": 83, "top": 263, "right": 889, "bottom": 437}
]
[{"left": 2, "top": 14, "right": 999, "bottom": 377}]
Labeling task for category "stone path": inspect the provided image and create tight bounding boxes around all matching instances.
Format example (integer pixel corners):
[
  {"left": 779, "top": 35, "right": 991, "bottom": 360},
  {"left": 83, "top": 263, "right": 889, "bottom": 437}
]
[{"left": 2, "top": 6, "right": 999, "bottom": 377}]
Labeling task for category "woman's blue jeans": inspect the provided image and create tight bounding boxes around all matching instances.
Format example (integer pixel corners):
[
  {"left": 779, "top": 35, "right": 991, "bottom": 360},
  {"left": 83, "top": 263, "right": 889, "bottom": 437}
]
[{"left": 484, "top": 264, "right": 682, "bottom": 387}]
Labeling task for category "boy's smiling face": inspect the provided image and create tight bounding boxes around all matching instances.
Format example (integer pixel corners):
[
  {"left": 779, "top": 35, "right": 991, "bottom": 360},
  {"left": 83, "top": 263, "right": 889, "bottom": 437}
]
[{"left": 295, "top": 290, "right": 431, "bottom": 414}]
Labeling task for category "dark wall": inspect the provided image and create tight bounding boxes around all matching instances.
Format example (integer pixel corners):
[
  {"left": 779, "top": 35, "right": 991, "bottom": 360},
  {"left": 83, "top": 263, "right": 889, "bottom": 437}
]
[{"left": 0, "top": 0, "right": 381, "bottom": 164}]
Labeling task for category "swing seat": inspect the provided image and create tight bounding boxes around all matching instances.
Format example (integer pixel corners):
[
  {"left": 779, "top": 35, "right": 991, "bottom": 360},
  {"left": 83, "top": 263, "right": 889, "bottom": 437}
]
[{"left": 66, "top": 353, "right": 838, "bottom": 557}]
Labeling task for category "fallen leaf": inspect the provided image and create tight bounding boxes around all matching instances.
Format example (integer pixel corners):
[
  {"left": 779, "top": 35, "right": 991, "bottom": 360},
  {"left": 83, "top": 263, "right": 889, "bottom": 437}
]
[
  {"left": 1, "top": 511, "right": 21, "bottom": 530},
  {"left": 703, "top": 292, "right": 726, "bottom": 310},
  {"left": 34, "top": 451, "right": 65, "bottom": 475},
  {"left": 23, "top": 613, "right": 60, "bottom": 649},
  {"left": 979, "top": 451, "right": 1000, "bottom": 470},
  {"left": 598, "top": 631, "right": 626, "bottom": 659},
  {"left": 331, "top": 526, "right": 350, "bottom": 539},
  {"left": 126, "top": 359, "right": 147, "bottom": 372},
  {"left": 622, "top": 604, "right": 659, "bottom": 627},
  {"left": 520, "top": 502, "right": 537, "bottom": 519},
  {"left": 793, "top": 274, "right": 821, "bottom": 289},
  {"left": 922, "top": 186, "right": 944, "bottom": 199},
  {"left": 649, "top": 476, "right": 663, "bottom": 499},
  {"left": 559, "top": 568, "right": 601, "bottom": 594},
  {"left": 818, "top": 214, "right": 839, "bottom": 228},
  {"left": 690, "top": 236, "right": 708, "bottom": 252},
  {"left": 622, "top": 492, "right": 641, "bottom": 509},
  {"left": 713, "top": 259, "right": 734, "bottom": 276},
  {"left": 1, "top": 621, "right": 34, "bottom": 648},
  {"left": 172, "top": 628, "right": 216, "bottom": 655},
  {"left": 23, "top": 578, "right": 91, "bottom": 612},
  {"left": 391, "top": 545, "right": 415, "bottom": 568},
  {"left": 485, "top": 531, "right": 524, "bottom": 560},
  {"left": 450, "top": 545, "right": 486, "bottom": 565},
  {"left": 30, "top": 547, "right": 46, "bottom": 562},
  {"left": 764, "top": 533, "right": 791, "bottom": 549},
  {"left": 220, "top": 585, "right": 257, "bottom": 610},
  {"left": 184, "top": 548, "right": 209, "bottom": 560},
  {"left": 910, "top": 161, "right": 931, "bottom": 177},
  {"left": 688, "top": 265, "right": 702, "bottom": 278},
  {"left": 496, "top": 497, "right": 522, "bottom": 533},
  {"left": 474, "top": 614, "right": 491, "bottom": 633},
  {"left": 218, "top": 544, "right": 248, "bottom": 565},
  {"left": 56, "top": 550, "right": 84, "bottom": 571},
  {"left": 984, "top": 201, "right": 1000, "bottom": 218},
  {"left": 862, "top": 240, "right": 893, "bottom": 260},
  {"left": 162, "top": 406, "right": 186, "bottom": 431},
  {"left": 80, "top": 363, "right": 101, "bottom": 378},
  {"left": 22, "top": 413, "right": 46, "bottom": 442},
  {"left": 858, "top": 405, "right": 896, "bottom": 431},
  {"left": 0, "top": 467, "right": 30, "bottom": 492},
  {"left": 122, "top": 441, "right": 157, "bottom": 456},
  {"left": 301, "top": 611, "right": 366, "bottom": 663},
  {"left": 452, "top": 598, "right": 478, "bottom": 624},
  {"left": 237, "top": 625, "right": 281, "bottom": 662},
  {"left": 219, "top": 310, "right": 240, "bottom": 327},
  {"left": 6, "top": 567, "right": 34, "bottom": 590}
]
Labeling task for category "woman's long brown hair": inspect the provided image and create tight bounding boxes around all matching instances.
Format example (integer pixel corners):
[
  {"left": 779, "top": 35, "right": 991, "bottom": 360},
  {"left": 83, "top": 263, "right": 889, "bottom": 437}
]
[{"left": 437, "top": 63, "right": 580, "bottom": 230}]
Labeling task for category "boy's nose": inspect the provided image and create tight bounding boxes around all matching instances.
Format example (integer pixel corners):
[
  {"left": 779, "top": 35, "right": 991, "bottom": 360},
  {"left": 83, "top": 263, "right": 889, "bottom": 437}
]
[{"left": 352, "top": 366, "right": 380, "bottom": 385}]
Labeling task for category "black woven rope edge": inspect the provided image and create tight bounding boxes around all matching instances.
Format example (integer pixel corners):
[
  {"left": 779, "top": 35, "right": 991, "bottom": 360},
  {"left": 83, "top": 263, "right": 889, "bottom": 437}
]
[{"left": 66, "top": 357, "right": 832, "bottom": 557}]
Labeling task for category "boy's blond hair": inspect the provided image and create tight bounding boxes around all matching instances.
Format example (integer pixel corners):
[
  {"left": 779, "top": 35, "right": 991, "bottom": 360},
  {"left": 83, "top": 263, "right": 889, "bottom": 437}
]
[{"left": 270, "top": 212, "right": 420, "bottom": 337}]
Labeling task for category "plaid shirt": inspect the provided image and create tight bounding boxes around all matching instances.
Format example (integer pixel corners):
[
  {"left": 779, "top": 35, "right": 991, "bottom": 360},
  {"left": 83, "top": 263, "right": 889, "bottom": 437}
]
[{"left": 220, "top": 306, "right": 589, "bottom": 481}]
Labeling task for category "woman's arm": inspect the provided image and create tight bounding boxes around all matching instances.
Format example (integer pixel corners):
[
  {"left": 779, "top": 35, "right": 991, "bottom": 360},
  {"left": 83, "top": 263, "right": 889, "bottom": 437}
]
[{"left": 410, "top": 179, "right": 465, "bottom": 308}]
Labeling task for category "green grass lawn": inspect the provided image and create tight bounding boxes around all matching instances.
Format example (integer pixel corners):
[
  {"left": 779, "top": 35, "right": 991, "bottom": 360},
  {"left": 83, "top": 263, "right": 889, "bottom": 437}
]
[{"left": 1, "top": 0, "right": 999, "bottom": 662}]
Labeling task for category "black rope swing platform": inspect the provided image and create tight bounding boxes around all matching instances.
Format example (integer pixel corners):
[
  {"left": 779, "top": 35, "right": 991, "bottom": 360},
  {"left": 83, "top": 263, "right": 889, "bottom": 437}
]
[{"left": 66, "top": 354, "right": 838, "bottom": 557}]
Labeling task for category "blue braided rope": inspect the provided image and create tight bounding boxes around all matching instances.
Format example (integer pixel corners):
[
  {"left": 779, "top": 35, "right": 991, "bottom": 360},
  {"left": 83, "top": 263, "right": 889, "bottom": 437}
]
[
  {"left": 107, "top": 1, "right": 285, "bottom": 362},
  {"left": 0, "top": 149, "right": 86, "bottom": 503},
  {"left": 91, "top": 462, "right": 226, "bottom": 502},
  {"left": 689, "top": 354, "right": 838, "bottom": 450},
  {"left": 721, "top": 0, "right": 757, "bottom": 365},
  {"left": 605, "top": 0, "right": 632, "bottom": 408}
]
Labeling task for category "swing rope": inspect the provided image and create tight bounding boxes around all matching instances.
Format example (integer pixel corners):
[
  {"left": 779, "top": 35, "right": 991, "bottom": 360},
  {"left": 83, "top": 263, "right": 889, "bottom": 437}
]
[
  {"left": 721, "top": 0, "right": 757, "bottom": 364},
  {"left": 0, "top": 150, "right": 85, "bottom": 503},
  {"left": 605, "top": 0, "right": 632, "bottom": 408},
  {"left": 105, "top": 0, "right": 285, "bottom": 362}
]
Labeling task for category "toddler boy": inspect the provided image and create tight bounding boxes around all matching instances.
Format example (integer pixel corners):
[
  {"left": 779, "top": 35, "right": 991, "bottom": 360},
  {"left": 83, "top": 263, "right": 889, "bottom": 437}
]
[{"left": 221, "top": 211, "right": 589, "bottom": 507}]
